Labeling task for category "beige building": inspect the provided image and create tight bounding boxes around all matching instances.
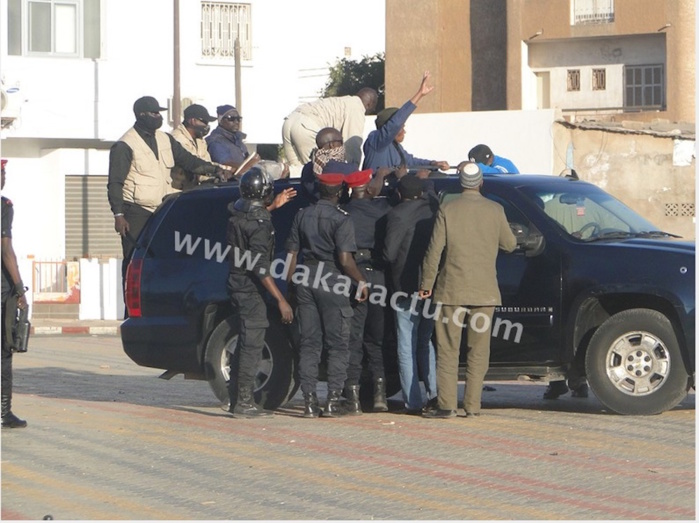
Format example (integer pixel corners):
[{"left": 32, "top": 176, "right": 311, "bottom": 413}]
[
  {"left": 385, "top": 0, "right": 695, "bottom": 239},
  {"left": 385, "top": 0, "right": 694, "bottom": 122}
]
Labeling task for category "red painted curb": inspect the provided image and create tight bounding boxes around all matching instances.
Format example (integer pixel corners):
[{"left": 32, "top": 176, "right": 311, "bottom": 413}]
[{"left": 61, "top": 326, "right": 91, "bottom": 334}]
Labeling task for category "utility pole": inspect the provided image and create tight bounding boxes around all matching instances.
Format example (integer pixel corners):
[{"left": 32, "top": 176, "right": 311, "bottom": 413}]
[
  {"left": 172, "top": 0, "right": 181, "bottom": 127},
  {"left": 234, "top": 36, "right": 242, "bottom": 127}
]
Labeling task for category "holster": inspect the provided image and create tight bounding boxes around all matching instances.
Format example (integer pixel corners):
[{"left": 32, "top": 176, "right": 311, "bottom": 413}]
[{"left": 4, "top": 294, "right": 29, "bottom": 353}]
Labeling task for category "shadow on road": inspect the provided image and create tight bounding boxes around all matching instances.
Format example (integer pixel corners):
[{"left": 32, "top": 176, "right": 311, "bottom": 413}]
[{"left": 14, "top": 367, "right": 695, "bottom": 417}]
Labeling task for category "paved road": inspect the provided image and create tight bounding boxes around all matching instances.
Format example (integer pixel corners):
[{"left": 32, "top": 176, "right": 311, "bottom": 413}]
[{"left": 2, "top": 335, "right": 695, "bottom": 520}]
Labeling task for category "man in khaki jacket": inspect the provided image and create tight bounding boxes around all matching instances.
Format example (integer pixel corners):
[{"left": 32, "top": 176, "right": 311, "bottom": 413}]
[{"left": 419, "top": 162, "right": 517, "bottom": 418}]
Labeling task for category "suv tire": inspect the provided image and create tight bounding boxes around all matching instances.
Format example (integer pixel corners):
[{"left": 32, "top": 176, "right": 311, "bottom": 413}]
[
  {"left": 204, "top": 314, "right": 299, "bottom": 410},
  {"left": 585, "top": 308, "right": 690, "bottom": 415}
]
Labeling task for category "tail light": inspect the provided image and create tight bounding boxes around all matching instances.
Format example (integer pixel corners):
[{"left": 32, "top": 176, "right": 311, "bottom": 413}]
[{"left": 125, "top": 258, "right": 143, "bottom": 317}]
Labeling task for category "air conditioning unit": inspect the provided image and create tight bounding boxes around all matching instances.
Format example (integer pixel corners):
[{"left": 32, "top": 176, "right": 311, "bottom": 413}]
[{"left": 1, "top": 84, "right": 22, "bottom": 129}]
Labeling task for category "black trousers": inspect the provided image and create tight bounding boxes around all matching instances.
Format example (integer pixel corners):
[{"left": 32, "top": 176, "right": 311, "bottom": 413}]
[
  {"left": 1, "top": 296, "right": 12, "bottom": 398},
  {"left": 296, "top": 274, "right": 353, "bottom": 394},
  {"left": 230, "top": 291, "right": 269, "bottom": 391},
  {"left": 120, "top": 203, "right": 153, "bottom": 284},
  {"left": 346, "top": 266, "right": 386, "bottom": 386}
]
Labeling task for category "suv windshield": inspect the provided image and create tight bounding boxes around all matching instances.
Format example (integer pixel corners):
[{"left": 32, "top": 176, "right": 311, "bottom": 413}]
[{"left": 521, "top": 183, "right": 660, "bottom": 240}]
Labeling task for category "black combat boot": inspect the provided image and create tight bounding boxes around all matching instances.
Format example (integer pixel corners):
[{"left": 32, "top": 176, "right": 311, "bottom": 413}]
[
  {"left": 344, "top": 385, "right": 362, "bottom": 416},
  {"left": 543, "top": 380, "right": 569, "bottom": 400},
  {"left": 1, "top": 395, "right": 27, "bottom": 429},
  {"left": 322, "top": 390, "right": 344, "bottom": 418},
  {"left": 231, "top": 385, "right": 272, "bottom": 418},
  {"left": 303, "top": 391, "right": 321, "bottom": 418},
  {"left": 373, "top": 377, "right": 389, "bottom": 412}
]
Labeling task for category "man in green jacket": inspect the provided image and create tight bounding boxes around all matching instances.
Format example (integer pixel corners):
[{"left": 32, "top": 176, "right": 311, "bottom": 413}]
[{"left": 419, "top": 162, "right": 517, "bottom": 418}]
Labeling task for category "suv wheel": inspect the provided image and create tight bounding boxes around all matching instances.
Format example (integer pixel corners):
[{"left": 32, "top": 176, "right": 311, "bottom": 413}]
[
  {"left": 585, "top": 308, "right": 690, "bottom": 415},
  {"left": 204, "top": 314, "right": 298, "bottom": 410}
]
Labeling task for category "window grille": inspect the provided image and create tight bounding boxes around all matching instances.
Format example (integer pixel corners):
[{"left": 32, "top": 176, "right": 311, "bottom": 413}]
[
  {"left": 592, "top": 68, "right": 606, "bottom": 90},
  {"left": 625, "top": 65, "right": 664, "bottom": 110},
  {"left": 567, "top": 70, "right": 581, "bottom": 92},
  {"left": 201, "top": 2, "right": 252, "bottom": 61},
  {"left": 665, "top": 203, "right": 695, "bottom": 218},
  {"left": 572, "top": 0, "right": 614, "bottom": 24}
]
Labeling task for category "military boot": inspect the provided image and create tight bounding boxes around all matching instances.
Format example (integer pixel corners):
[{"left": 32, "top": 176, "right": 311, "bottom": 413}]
[
  {"left": 1, "top": 395, "right": 27, "bottom": 429},
  {"left": 344, "top": 385, "right": 362, "bottom": 416},
  {"left": 373, "top": 377, "right": 389, "bottom": 412},
  {"left": 322, "top": 390, "right": 344, "bottom": 418},
  {"left": 231, "top": 385, "right": 272, "bottom": 418},
  {"left": 303, "top": 391, "right": 321, "bottom": 418}
]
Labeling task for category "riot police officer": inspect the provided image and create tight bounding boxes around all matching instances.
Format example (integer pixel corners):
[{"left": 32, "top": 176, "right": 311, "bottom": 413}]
[
  {"left": 285, "top": 173, "right": 369, "bottom": 418},
  {"left": 341, "top": 169, "right": 392, "bottom": 414},
  {"left": 226, "top": 168, "right": 295, "bottom": 418},
  {"left": 1, "top": 159, "right": 28, "bottom": 428}
]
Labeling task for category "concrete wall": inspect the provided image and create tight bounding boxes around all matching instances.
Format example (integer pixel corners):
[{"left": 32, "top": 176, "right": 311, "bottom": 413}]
[
  {"left": 552, "top": 123, "right": 696, "bottom": 239},
  {"left": 362, "top": 109, "right": 557, "bottom": 174}
]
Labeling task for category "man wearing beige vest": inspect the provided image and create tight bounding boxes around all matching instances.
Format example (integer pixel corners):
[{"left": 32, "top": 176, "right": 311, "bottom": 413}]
[
  {"left": 108, "top": 96, "right": 227, "bottom": 286},
  {"left": 169, "top": 103, "right": 228, "bottom": 190},
  {"left": 419, "top": 162, "right": 517, "bottom": 419}
]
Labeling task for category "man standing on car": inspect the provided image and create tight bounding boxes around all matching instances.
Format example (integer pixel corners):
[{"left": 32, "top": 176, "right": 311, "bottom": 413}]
[
  {"left": 225, "top": 168, "right": 296, "bottom": 418},
  {"left": 108, "top": 95, "right": 229, "bottom": 287},
  {"left": 286, "top": 173, "right": 369, "bottom": 418},
  {"left": 419, "top": 161, "right": 517, "bottom": 418},
  {"left": 1, "top": 159, "right": 28, "bottom": 428}
]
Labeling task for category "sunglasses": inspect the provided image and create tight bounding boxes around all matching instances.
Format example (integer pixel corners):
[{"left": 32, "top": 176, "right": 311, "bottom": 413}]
[{"left": 223, "top": 115, "right": 242, "bottom": 122}]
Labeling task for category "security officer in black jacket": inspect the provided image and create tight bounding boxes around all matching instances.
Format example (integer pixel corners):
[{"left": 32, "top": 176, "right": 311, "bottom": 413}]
[
  {"left": 286, "top": 173, "right": 369, "bottom": 418},
  {"left": 1, "top": 159, "right": 27, "bottom": 428},
  {"left": 226, "top": 168, "right": 295, "bottom": 418},
  {"left": 341, "top": 168, "right": 392, "bottom": 414}
]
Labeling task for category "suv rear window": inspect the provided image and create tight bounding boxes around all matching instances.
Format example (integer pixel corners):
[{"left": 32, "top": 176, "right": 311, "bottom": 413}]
[{"left": 147, "top": 190, "right": 234, "bottom": 260}]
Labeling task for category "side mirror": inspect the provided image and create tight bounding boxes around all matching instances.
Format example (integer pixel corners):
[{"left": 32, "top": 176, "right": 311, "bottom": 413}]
[{"left": 509, "top": 222, "right": 545, "bottom": 257}]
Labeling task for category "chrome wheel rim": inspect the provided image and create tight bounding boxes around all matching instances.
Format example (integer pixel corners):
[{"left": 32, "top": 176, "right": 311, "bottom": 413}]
[
  {"left": 605, "top": 331, "right": 670, "bottom": 396},
  {"left": 221, "top": 335, "right": 274, "bottom": 390}
]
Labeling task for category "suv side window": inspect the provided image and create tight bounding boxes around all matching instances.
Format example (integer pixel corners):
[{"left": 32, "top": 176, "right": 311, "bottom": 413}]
[{"left": 438, "top": 188, "right": 531, "bottom": 228}]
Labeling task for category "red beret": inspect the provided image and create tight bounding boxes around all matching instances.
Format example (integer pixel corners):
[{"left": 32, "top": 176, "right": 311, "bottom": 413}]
[
  {"left": 317, "top": 173, "right": 345, "bottom": 186},
  {"left": 344, "top": 169, "right": 372, "bottom": 188}
]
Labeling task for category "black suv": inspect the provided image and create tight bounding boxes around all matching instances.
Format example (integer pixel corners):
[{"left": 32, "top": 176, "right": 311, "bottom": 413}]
[{"left": 121, "top": 174, "right": 695, "bottom": 415}]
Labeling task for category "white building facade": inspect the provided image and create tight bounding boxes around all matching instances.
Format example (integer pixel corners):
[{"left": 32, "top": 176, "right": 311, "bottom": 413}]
[{"left": 0, "top": 0, "right": 385, "bottom": 318}]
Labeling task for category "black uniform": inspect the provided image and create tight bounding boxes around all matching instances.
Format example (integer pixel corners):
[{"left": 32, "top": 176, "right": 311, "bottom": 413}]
[
  {"left": 1, "top": 196, "right": 15, "bottom": 399},
  {"left": 285, "top": 199, "right": 357, "bottom": 395},
  {"left": 341, "top": 196, "right": 391, "bottom": 386},
  {"left": 226, "top": 198, "right": 275, "bottom": 395}
]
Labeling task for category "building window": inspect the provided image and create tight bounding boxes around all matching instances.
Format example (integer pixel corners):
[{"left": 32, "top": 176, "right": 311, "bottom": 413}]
[
  {"left": 592, "top": 68, "right": 606, "bottom": 90},
  {"left": 8, "top": 0, "right": 101, "bottom": 58},
  {"left": 201, "top": 2, "right": 252, "bottom": 61},
  {"left": 625, "top": 65, "right": 664, "bottom": 110},
  {"left": 567, "top": 70, "right": 581, "bottom": 91},
  {"left": 572, "top": 0, "right": 614, "bottom": 25}
]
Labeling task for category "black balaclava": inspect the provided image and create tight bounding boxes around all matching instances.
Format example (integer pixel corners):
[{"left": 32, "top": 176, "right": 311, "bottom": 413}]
[{"left": 136, "top": 112, "right": 163, "bottom": 132}]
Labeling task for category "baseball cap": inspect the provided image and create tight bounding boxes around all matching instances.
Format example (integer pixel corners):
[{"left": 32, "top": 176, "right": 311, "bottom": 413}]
[
  {"left": 468, "top": 144, "right": 493, "bottom": 164},
  {"left": 133, "top": 96, "right": 167, "bottom": 115},
  {"left": 183, "top": 104, "right": 217, "bottom": 122}
]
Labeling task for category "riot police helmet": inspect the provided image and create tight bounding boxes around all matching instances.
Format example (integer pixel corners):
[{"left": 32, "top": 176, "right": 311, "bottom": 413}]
[{"left": 239, "top": 167, "right": 274, "bottom": 201}]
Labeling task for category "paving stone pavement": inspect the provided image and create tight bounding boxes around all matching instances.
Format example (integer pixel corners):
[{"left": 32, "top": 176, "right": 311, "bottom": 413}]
[{"left": 1, "top": 335, "right": 695, "bottom": 520}]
